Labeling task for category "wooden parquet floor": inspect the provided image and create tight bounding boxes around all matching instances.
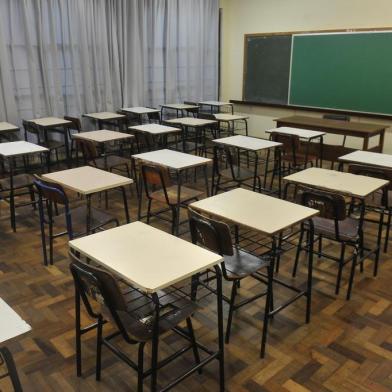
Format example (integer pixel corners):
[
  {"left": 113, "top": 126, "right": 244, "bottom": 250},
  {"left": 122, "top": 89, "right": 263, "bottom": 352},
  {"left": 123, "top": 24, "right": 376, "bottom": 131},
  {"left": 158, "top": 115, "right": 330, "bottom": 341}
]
[{"left": 0, "top": 175, "right": 392, "bottom": 392}]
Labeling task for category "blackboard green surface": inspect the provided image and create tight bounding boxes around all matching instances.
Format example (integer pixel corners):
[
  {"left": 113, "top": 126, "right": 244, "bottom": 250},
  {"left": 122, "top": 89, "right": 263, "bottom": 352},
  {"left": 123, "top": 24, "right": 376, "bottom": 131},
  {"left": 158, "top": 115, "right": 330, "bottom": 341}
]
[
  {"left": 243, "top": 35, "right": 292, "bottom": 104},
  {"left": 289, "top": 32, "right": 392, "bottom": 115}
]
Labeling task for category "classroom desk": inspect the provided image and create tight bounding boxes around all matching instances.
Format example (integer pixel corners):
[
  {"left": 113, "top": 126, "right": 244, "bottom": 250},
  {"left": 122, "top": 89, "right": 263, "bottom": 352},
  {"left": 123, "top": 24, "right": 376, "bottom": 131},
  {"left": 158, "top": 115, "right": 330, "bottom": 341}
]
[
  {"left": 213, "top": 114, "right": 249, "bottom": 136},
  {"left": 189, "top": 188, "right": 318, "bottom": 357},
  {"left": 160, "top": 103, "right": 199, "bottom": 119},
  {"left": 267, "top": 126, "right": 325, "bottom": 166},
  {"left": 83, "top": 111, "right": 126, "bottom": 130},
  {"left": 43, "top": 166, "right": 132, "bottom": 232},
  {"left": 121, "top": 107, "right": 160, "bottom": 124},
  {"left": 0, "top": 122, "right": 19, "bottom": 141},
  {"left": 128, "top": 123, "right": 181, "bottom": 150},
  {"left": 0, "top": 297, "right": 31, "bottom": 391},
  {"left": 199, "top": 101, "right": 234, "bottom": 114},
  {"left": 165, "top": 117, "right": 218, "bottom": 153},
  {"left": 0, "top": 141, "right": 49, "bottom": 231},
  {"left": 212, "top": 135, "right": 282, "bottom": 194},
  {"left": 132, "top": 149, "right": 211, "bottom": 234},
  {"left": 69, "top": 221, "right": 225, "bottom": 391},
  {"left": 275, "top": 115, "right": 387, "bottom": 156},
  {"left": 338, "top": 150, "right": 392, "bottom": 170},
  {"left": 29, "top": 117, "right": 72, "bottom": 167}
]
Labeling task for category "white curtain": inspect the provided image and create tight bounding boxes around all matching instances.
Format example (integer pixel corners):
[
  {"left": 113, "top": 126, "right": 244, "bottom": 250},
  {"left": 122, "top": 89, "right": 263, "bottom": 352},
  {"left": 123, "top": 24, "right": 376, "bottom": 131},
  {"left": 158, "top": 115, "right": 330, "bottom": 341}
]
[{"left": 0, "top": 0, "right": 219, "bottom": 124}]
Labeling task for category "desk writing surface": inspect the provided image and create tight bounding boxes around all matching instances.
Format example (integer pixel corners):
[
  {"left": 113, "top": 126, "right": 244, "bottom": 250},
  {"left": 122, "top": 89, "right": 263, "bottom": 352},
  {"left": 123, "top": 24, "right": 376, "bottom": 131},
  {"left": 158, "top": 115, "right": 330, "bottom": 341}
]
[
  {"left": 199, "top": 101, "right": 232, "bottom": 107},
  {"left": 0, "top": 297, "right": 31, "bottom": 344},
  {"left": 166, "top": 117, "right": 217, "bottom": 127},
  {"left": 190, "top": 188, "right": 318, "bottom": 236},
  {"left": 69, "top": 222, "right": 222, "bottom": 293},
  {"left": 0, "top": 122, "right": 19, "bottom": 133},
  {"left": 42, "top": 166, "right": 133, "bottom": 195},
  {"left": 84, "top": 112, "right": 125, "bottom": 120},
  {"left": 0, "top": 141, "right": 48, "bottom": 157},
  {"left": 132, "top": 149, "right": 211, "bottom": 170},
  {"left": 73, "top": 130, "right": 133, "bottom": 143},
  {"left": 338, "top": 150, "right": 392, "bottom": 169},
  {"left": 121, "top": 107, "right": 159, "bottom": 114},
  {"left": 276, "top": 116, "right": 387, "bottom": 135},
  {"left": 214, "top": 114, "right": 248, "bottom": 121},
  {"left": 284, "top": 167, "right": 389, "bottom": 198},
  {"left": 30, "top": 117, "right": 71, "bottom": 128},
  {"left": 266, "top": 126, "right": 325, "bottom": 139},
  {"left": 129, "top": 123, "right": 181, "bottom": 135},
  {"left": 161, "top": 104, "right": 199, "bottom": 110},
  {"left": 213, "top": 135, "right": 281, "bottom": 151}
]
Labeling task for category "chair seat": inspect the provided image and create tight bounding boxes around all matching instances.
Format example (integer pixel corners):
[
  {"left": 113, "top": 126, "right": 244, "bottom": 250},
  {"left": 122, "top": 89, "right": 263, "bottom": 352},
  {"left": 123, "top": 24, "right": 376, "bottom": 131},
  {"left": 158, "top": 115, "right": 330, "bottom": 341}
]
[
  {"left": 52, "top": 205, "right": 117, "bottom": 235},
  {"left": 306, "top": 216, "right": 359, "bottom": 242},
  {"left": 150, "top": 185, "right": 204, "bottom": 205},
  {"left": 223, "top": 248, "right": 270, "bottom": 280},
  {"left": 220, "top": 165, "right": 255, "bottom": 182},
  {"left": 113, "top": 291, "right": 197, "bottom": 342},
  {"left": 0, "top": 173, "right": 34, "bottom": 191},
  {"left": 282, "top": 153, "right": 318, "bottom": 165},
  {"left": 91, "top": 155, "right": 131, "bottom": 172}
]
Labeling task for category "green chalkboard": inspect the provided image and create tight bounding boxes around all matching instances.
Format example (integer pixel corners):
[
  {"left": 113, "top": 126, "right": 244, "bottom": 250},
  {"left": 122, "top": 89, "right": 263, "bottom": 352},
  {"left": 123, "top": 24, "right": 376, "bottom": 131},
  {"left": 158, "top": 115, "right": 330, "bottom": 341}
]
[
  {"left": 243, "top": 34, "right": 292, "bottom": 104},
  {"left": 289, "top": 32, "right": 392, "bottom": 115}
]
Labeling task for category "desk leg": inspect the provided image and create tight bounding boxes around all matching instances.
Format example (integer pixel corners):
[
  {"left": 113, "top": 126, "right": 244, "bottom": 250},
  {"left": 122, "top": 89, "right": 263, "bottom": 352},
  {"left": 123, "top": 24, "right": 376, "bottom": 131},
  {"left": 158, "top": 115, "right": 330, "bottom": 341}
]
[
  {"left": 363, "top": 137, "right": 369, "bottom": 151},
  {"left": 9, "top": 157, "right": 16, "bottom": 232},
  {"left": 137, "top": 166, "right": 143, "bottom": 221},
  {"left": 319, "top": 136, "right": 324, "bottom": 168},
  {"left": 150, "top": 293, "right": 160, "bottom": 392},
  {"left": 64, "top": 127, "right": 71, "bottom": 168},
  {"left": 253, "top": 152, "right": 259, "bottom": 192},
  {"left": 121, "top": 186, "right": 130, "bottom": 223},
  {"left": 214, "top": 265, "right": 225, "bottom": 391},
  {"left": 175, "top": 172, "right": 182, "bottom": 236},
  {"left": 86, "top": 195, "right": 91, "bottom": 234},
  {"left": 203, "top": 165, "right": 209, "bottom": 197},
  {"left": 305, "top": 219, "right": 314, "bottom": 323},
  {"left": 277, "top": 148, "right": 282, "bottom": 198},
  {"left": 379, "top": 129, "right": 385, "bottom": 153}
]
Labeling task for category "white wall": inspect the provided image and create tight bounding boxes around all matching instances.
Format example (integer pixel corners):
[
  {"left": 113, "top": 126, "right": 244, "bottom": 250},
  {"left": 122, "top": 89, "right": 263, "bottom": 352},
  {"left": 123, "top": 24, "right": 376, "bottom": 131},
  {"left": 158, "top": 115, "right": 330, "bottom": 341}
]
[{"left": 219, "top": 0, "right": 392, "bottom": 152}]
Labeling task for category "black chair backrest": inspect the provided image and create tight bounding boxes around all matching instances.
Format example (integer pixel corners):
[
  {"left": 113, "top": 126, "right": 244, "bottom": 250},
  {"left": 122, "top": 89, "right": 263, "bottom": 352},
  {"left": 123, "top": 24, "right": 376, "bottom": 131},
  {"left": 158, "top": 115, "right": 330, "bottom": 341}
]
[
  {"left": 33, "top": 175, "right": 68, "bottom": 206},
  {"left": 75, "top": 138, "right": 99, "bottom": 163},
  {"left": 213, "top": 145, "right": 240, "bottom": 180},
  {"left": 270, "top": 132, "right": 300, "bottom": 163},
  {"left": 184, "top": 101, "right": 199, "bottom": 116},
  {"left": 69, "top": 254, "right": 149, "bottom": 344},
  {"left": 140, "top": 163, "right": 172, "bottom": 203},
  {"left": 323, "top": 114, "right": 350, "bottom": 122},
  {"left": 146, "top": 108, "right": 161, "bottom": 123},
  {"left": 348, "top": 163, "right": 392, "bottom": 191},
  {"left": 64, "top": 116, "right": 82, "bottom": 132},
  {"left": 300, "top": 188, "right": 347, "bottom": 221},
  {"left": 23, "top": 120, "right": 40, "bottom": 142},
  {"left": 188, "top": 209, "right": 233, "bottom": 256}
]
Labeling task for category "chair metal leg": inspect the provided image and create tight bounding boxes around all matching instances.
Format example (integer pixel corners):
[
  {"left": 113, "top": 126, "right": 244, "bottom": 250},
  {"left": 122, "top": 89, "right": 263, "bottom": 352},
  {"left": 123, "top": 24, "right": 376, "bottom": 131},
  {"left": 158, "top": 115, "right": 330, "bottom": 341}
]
[
  {"left": 293, "top": 225, "right": 304, "bottom": 277},
  {"left": 335, "top": 243, "right": 346, "bottom": 295},
  {"left": 0, "top": 347, "right": 23, "bottom": 392},
  {"left": 75, "top": 290, "right": 82, "bottom": 377},
  {"left": 186, "top": 318, "right": 202, "bottom": 374},
  {"left": 146, "top": 199, "right": 152, "bottom": 224},
  {"left": 346, "top": 248, "right": 358, "bottom": 300},
  {"left": 96, "top": 316, "right": 103, "bottom": 381},
  {"left": 384, "top": 210, "right": 391, "bottom": 253},
  {"left": 137, "top": 343, "right": 145, "bottom": 392},
  {"left": 225, "top": 281, "right": 238, "bottom": 344}
]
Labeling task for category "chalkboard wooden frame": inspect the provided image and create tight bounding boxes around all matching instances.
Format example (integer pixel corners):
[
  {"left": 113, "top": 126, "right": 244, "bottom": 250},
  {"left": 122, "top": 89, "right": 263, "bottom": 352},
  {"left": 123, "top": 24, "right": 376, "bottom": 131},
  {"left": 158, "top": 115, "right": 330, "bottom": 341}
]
[{"left": 242, "top": 27, "right": 392, "bottom": 119}]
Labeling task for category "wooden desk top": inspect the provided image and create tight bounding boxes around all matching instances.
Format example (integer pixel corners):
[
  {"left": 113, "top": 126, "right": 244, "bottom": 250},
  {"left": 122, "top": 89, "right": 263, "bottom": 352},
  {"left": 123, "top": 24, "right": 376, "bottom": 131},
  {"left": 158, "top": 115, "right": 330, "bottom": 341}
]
[
  {"left": 275, "top": 116, "right": 387, "bottom": 135},
  {"left": 0, "top": 141, "right": 48, "bottom": 157},
  {"left": 161, "top": 103, "right": 199, "bottom": 110},
  {"left": 166, "top": 117, "right": 217, "bottom": 127},
  {"left": 190, "top": 188, "right": 318, "bottom": 236},
  {"left": 214, "top": 114, "right": 248, "bottom": 121},
  {"left": 0, "top": 297, "right": 31, "bottom": 344},
  {"left": 132, "top": 149, "right": 211, "bottom": 170},
  {"left": 129, "top": 123, "right": 181, "bottom": 135},
  {"left": 121, "top": 107, "right": 160, "bottom": 114},
  {"left": 42, "top": 166, "right": 133, "bottom": 195},
  {"left": 338, "top": 150, "right": 392, "bottom": 169},
  {"left": 266, "top": 126, "right": 326, "bottom": 139},
  {"left": 199, "top": 101, "right": 233, "bottom": 107},
  {"left": 83, "top": 112, "right": 126, "bottom": 121},
  {"left": 213, "top": 135, "right": 281, "bottom": 151},
  {"left": 29, "top": 117, "right": 71, "bottom": 128},
  {"left": 72, "top": 130, "right": 133, "bottom": 143},
  {"left": 0, "top": 122, "right": 19, "bottom": 133},
  {"left": 284, "top": 168, "right": 389, "bottom": 198},
  {"left": 69, "top": 222, "right": 222, "bottom": 293}
]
